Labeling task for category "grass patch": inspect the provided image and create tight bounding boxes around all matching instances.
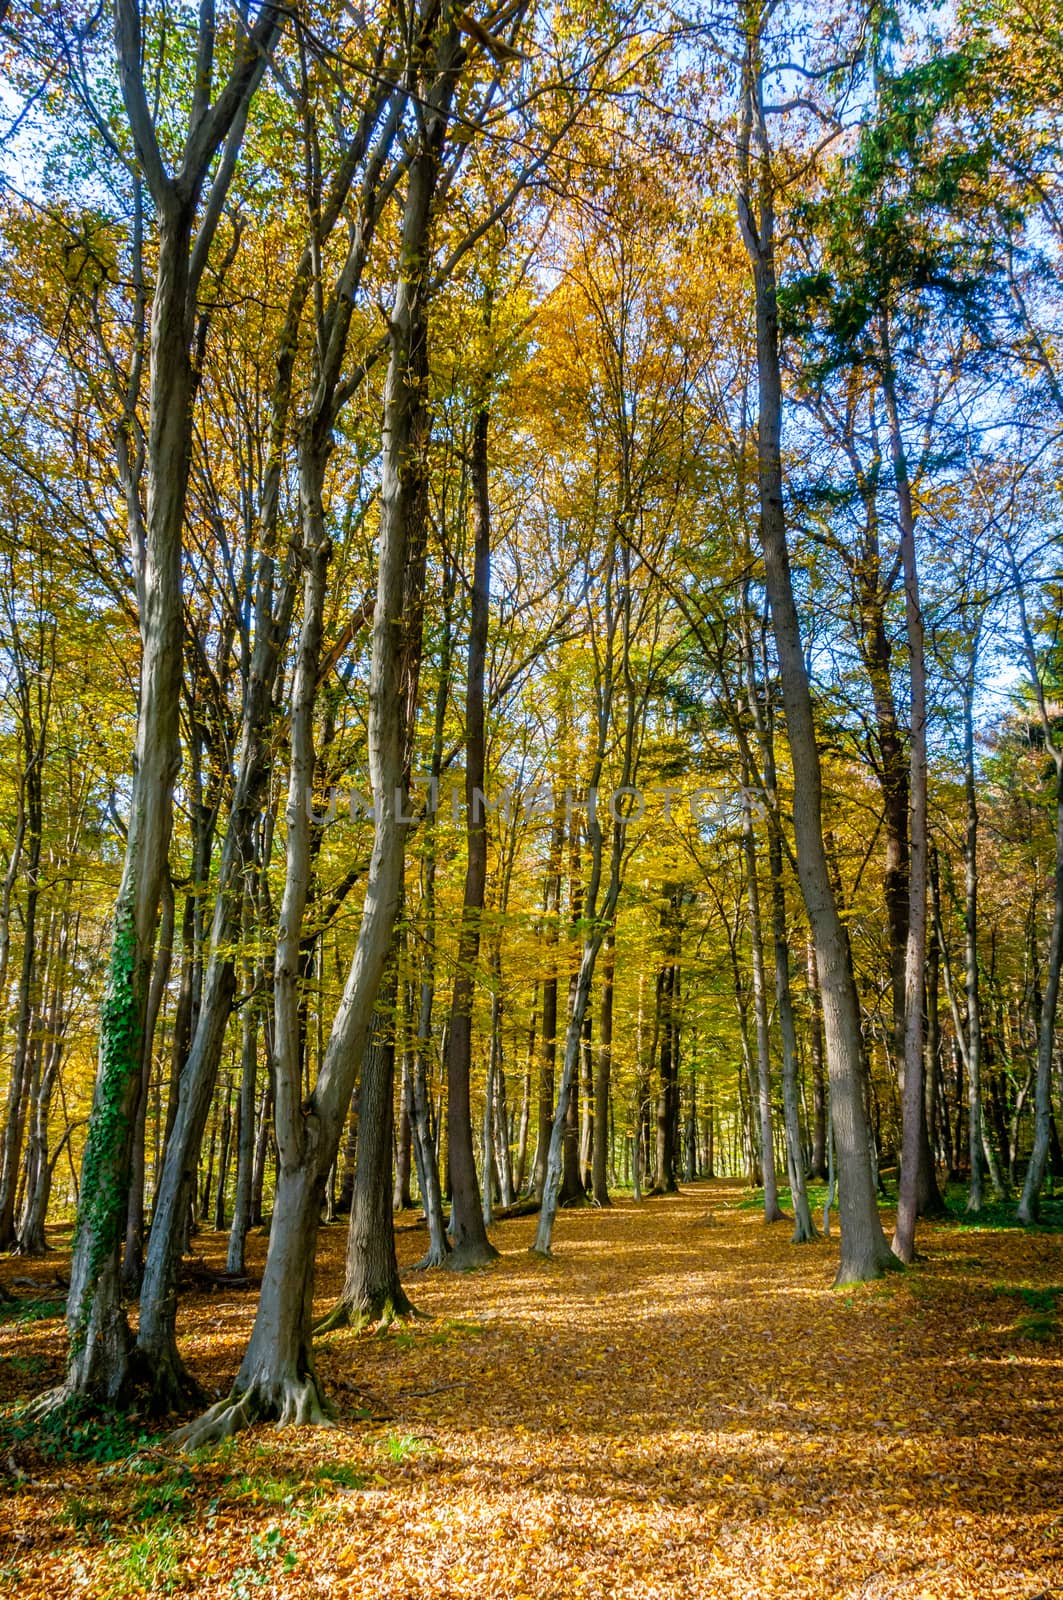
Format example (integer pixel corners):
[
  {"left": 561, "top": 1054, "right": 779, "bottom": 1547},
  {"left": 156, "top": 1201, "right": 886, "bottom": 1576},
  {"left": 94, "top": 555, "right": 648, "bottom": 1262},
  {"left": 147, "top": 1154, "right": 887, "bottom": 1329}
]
[
  {"left": 990, "top": 1283, "right": 1063, "bottom": 1341},
  {"left": 379, "top": 1430, "right": 433, "bottom": 1464},
  {"left": 942, "top": 1184, "right": 1063, "bottom": 1232},
  {"left": 104, "top": 1518, "right": 187, "bottom": 1597},
  {"left": 738, "top": 1181, "right": 843, "bottom": 1214},
  {"left": 311, "top": 1462, "right": 365, "bottom": 1489}
]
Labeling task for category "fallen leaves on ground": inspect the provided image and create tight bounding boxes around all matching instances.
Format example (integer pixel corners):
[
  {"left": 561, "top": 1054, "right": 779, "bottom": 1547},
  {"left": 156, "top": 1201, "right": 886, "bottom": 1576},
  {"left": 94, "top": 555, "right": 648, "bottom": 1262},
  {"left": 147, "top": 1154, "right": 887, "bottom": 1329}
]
[{"left": 0, "top": 1182, "right": 1060, "bottom": 1599}]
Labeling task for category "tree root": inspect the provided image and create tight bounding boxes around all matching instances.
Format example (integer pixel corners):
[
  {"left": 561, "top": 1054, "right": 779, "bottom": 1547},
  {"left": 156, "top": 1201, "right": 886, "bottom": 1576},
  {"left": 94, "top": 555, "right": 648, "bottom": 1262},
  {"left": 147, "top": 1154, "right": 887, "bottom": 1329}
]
[
  {"left": 23, "top": 1382, "right": 73, "bottom": 1423},
  {"left": 409, "top": 1243, "right": 451, "bottom": 1271},
  {"left": 833, "top": 1248, "right": 903, "bottom": 1288},
  {"left": 444, "top": 1240, "right": 499, "bottom": 1273},
  {"left": 314, "top": 1288, "right": 419, "bottom": 1336},
  {"left": 170, "top": 1372, "right": 335, "bottom": 1450},
  {"left": 313, "top": 1302, "right": 356, "bottom": 1336}
]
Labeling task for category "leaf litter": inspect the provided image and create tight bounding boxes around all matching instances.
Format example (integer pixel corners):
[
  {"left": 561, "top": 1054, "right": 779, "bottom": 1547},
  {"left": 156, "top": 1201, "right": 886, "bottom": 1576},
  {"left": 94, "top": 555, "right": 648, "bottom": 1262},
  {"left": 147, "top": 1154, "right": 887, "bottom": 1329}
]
[{"left": 0, "top": 1181, "right": 1060, "bottom": 1599}]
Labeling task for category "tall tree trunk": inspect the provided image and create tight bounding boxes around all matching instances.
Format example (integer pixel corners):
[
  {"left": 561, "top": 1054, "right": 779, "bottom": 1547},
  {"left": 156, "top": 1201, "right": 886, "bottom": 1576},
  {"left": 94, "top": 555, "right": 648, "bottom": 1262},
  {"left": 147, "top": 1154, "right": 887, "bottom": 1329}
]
[
  {"left": 227, "top": 948, "right": 260, "bottom": 1275},
  {"left": 741, "top": 792, "right": 782, "bottom": 1221},
  {"left": 393, "top": 1057, "right": 414, "bottom": 1211},
  {"left": 1017, "top": 734, "right": 1063, "bottom": 1221},
  {"left": 176, "top": 55, "right": 460, "bottom": 1439},
  {"left": 533, "top": 529, "right": 641, "bottom": 1256},
  {"left": 18, "top": 906, "right": 73, "bottom": 1256},
  {"left": 0, "top": 698, "right": 45, "bottom": 1250},
  {"left": 319, "top": 995, "right": 414, "bottom": 1329},
  {"left": 61, "top": 203, "right": 197, "bottom": 1405},
  {"left": 533, "top": 809, "right": 565, "bottom": 1200},
  {"left": 444, "top": 400, "right": 499, "bottom": 1270},
  {"left": 807, "top": 938, "right": 828, "bottom": 1179},
  {"left": 591, "top": 934, "right": 614, "bottom": 1206},
  {"left": 882, "top": 343, "right": 930, "bottom": 1264},
  {"left": 925, "top": 852, "right": 942, "bottom": 1171},
  {"left": 735, "top": 15, "right": 894, "bottom": 1282},
  {"left": 122, "top": 873, "right": 174, "bottom": 1290},
  {"left": 49, "top": 1, "right": 284, "bottom": 1411},
  {"left": 513, "top": 1001, "right": 534, "bottom": 1195},
  {"left": 960, "top": 664, "right": 989, "bottom": 1211},
  {"left": 559, "top": 818, "right": 588, "bottom": 1206},
  {"left": 406, "top": 558, "right": 456, "bottom": 1268},
  {"left": 212, "top": 1080, "right": 233, "bottom": 1232}
]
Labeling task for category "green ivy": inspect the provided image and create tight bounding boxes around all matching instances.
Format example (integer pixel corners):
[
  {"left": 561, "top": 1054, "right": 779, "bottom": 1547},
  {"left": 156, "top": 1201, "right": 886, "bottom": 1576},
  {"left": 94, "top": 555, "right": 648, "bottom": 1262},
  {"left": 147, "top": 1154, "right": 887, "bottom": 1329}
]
[{"left": 70, "top": 900, "right": 143, "bottom": 1350}]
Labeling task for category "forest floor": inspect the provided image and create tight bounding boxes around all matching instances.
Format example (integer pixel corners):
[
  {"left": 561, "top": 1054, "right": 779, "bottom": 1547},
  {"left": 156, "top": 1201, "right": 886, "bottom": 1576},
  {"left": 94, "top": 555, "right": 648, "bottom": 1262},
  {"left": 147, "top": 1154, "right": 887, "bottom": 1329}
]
[{"left": 0, "top": 1182, "right": 1060, "bottom": 1599}]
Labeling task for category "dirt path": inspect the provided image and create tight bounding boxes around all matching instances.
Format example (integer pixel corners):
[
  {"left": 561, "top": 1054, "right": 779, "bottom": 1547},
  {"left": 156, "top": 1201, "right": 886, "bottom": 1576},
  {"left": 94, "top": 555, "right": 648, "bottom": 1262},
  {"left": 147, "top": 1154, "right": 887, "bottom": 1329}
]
[{"left": 1, "top": 1182, "right": 1061, "bottom": 1598}]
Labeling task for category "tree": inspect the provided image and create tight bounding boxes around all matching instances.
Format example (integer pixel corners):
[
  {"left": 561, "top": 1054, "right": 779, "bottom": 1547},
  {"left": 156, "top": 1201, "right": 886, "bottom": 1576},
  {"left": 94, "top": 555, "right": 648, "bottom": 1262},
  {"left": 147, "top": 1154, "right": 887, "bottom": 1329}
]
[
  {"left": 733, "top": 0, "right": 895, "bottom": 1282},
  {"left": 42, "top": 0, "right": 285, "bottom": 1410}
]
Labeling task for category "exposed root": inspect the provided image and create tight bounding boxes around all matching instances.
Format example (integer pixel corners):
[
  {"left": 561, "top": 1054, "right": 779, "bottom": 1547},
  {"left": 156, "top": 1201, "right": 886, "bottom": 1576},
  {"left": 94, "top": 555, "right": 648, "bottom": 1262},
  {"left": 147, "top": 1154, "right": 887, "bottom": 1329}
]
[
  {"left": 833, "top": 1249, "right": 903, "bottom": 1288},
  {"left": 314, "top": 1288, "right": 419, "bottom": 1336},
  {"left": 313, "top": 1302, "right": 355, "bottom": 1336},
  {"left": 444, "top": 1239, "right": 500, "bottom": 1272},
  {"left": 170, "top": 1372, "right": 335, "bottom": 1450},
  {"left": 410, "top": 1243, "right": 451, "bottom": 1271},
  {"left": 23, "top": 1382, "right": 73, "bottom": 1424}
]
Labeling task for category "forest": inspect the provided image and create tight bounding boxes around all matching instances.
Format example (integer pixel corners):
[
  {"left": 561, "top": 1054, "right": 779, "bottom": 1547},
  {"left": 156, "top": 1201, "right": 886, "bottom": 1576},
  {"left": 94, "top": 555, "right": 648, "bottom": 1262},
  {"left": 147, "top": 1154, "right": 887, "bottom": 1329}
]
[{"left": 0, "top": 0, "right": 1060, "bottom": 1594}]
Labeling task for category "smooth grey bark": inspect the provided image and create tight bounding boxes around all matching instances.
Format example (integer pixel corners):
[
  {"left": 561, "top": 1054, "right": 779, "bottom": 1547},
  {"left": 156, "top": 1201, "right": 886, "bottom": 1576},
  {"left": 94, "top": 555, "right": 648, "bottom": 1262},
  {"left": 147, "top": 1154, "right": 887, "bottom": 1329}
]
[
  {"left": 761, "top": 761, "right": 816, "bottom": 1238},
  {"left": 735, "top": 11, "right": 894, "bottom": 1282},
  {"left": 936, "top": 813, "right": 1007, "bottom": 1203},
  {"left": 249, "top": 1082, "right": 271, "bottom": 1229},
  {"left": 50, "top": 0, "right": 286, "bottom": 1412},
  {"left": 925, "top": 852, "right": 943, "bottom": 1166},
  {"left": 121, "top": 874, "right": 174, "bottom": 1289},
  {"left": 175, "top": 44, "right": 461, "bottom": 1440},
  {"left": 135, "top": 48, "right": 404, "bottom": 1404},
  {"left": 739, "top": 587, "right": 816, "bottom": 1238},
  {"left": 807, "top": 385, "right": 941, "bottom": 1209}
]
